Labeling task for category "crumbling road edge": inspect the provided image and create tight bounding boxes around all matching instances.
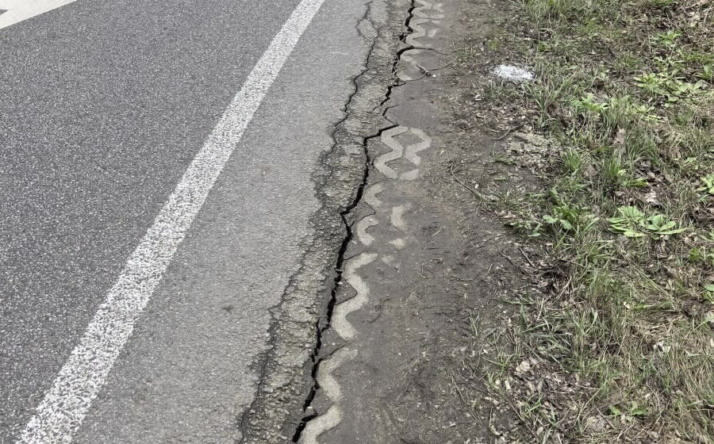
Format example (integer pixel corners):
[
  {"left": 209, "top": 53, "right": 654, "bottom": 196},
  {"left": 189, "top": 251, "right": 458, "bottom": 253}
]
[{"left": 239, "top": 1, "right": 411, "bottom": 442}]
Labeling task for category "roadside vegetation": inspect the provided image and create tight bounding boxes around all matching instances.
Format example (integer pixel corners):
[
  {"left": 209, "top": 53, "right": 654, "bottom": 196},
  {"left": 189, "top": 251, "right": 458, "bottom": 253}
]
[{"left": 460, "top": 0, "right": 714, "bottom": 441}]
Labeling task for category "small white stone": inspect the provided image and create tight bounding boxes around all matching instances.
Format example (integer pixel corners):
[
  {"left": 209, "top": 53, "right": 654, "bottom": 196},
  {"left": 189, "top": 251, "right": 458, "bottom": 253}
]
[
  {"left": 515, "top": 360, "right": 531, "bottom": 375},
  {"left": 492, "top": 65, "right": 534, "bottom": 82}
]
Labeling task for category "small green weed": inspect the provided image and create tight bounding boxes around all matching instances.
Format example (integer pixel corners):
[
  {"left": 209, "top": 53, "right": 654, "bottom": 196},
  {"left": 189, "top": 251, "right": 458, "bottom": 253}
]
[
  {"left": 654, "top": 30, "right": 682, "bottom": 49},
  {"left": 608, "top": 206, "right": 687, "bottom": 238},
  {"left": 698, "top": 173, "right": 714, "bottom": 196},
  {"left": 703, "top": 285, "right": 714, "bottom": 303},
  {"left": 572, "top": 93, "right": 608, "bottom": 115},
  {"left": 635, "top": 72, "right": 707, "bottom": 104},
  {"left": 699, "top": 64, "right": 714, "bottom": 82},
  {"left": 543, "top": 205, "right": 598, "bottom": 235}
]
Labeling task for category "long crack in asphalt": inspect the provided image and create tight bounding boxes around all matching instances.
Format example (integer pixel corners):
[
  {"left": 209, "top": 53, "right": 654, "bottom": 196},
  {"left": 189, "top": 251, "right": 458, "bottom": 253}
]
[
  {"left": 292, "top": 0, "right": 420, "bottom": 442},
  {"left": 238, "top": 1, "right": 412, "bottom": 442}
]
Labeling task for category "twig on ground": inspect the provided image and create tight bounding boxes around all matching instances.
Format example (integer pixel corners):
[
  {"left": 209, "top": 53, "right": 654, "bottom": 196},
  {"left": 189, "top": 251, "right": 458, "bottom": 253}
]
[
  {"left": 449, "top": 165, "right": 491, "bottom": 201},
  {"left": 519, "top": 247, "right": 536, "bottom": 268},
  {"left": 493, "top": 123, "right": 526, "bottom": 141},
  {"left": 499, "top": 251, "right": 528, "bottom": 275}
]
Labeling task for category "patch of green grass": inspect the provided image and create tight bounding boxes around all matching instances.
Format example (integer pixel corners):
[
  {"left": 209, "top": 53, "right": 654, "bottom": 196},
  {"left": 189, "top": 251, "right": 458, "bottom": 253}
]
[{"left": 461, "top": 0, "right": 714, "bottom": 441}]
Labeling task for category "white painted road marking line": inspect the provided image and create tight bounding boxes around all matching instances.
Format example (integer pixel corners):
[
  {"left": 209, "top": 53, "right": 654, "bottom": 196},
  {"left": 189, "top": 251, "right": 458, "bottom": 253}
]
[
  {"left": 18, "top": 0, "right": 327, "bottom": 441},
  {"left": 0, "top": 0, "right": 77, "bottom": 31}
]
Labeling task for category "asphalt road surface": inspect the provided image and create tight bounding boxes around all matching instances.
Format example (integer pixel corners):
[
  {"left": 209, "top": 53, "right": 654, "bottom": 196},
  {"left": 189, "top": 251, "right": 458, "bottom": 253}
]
[{"left": 0, "top": 0, "right": 372, "bottom": 442}]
